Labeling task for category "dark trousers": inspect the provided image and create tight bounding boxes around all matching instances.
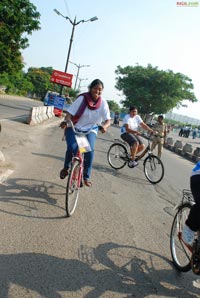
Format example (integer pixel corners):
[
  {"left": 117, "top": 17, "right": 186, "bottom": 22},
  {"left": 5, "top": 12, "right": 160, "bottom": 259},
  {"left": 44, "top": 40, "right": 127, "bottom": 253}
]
[{"left": 186, "top": 174, "right": 200, "bottom": 231}]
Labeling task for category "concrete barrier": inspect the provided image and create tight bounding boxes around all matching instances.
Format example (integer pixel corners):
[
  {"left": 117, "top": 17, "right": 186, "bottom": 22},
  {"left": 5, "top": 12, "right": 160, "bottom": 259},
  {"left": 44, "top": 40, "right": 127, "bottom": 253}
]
[
  {"left": 27, "top": 106, "right": 55, "bottom": 125},
  {"left": 192, "top": 147, "right": 200, "bottom": 162},
  {"left": 174, "top": 140, "right": 183, "bottom": 154},
  {"left": 27, "top": 107, "right": 38, "bottom": 125},
  {"left": 182, "top": 143, "right": 193, "bottom": 159},
  {"left": 165, "top": 137, "right": 174, "bottom": 150},
  {"left": 47, "top": 106, "right": 54, "bottom": 118},
  {"left": 41, "top": 106, "right": 48, "bottom": 121}
]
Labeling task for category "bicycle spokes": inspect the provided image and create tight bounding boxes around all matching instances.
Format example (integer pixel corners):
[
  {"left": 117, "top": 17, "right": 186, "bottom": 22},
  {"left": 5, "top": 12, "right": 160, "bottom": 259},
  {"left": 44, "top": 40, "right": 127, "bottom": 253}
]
[{"left": 66, "top": 160, "right": 81, "bottom": 217}]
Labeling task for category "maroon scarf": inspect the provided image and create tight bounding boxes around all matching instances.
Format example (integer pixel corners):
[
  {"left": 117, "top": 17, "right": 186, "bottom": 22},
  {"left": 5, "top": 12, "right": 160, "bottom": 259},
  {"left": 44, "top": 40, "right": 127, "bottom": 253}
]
[{"left": 72, "top": 92, "right": 102, "bottom": 124}]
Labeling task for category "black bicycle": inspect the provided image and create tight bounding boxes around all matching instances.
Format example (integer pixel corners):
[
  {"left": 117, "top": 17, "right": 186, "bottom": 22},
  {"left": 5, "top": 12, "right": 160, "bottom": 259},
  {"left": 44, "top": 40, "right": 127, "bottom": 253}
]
[
  {"left": 107, "top": 135, "right": 164, "bottom": 184},
  {"left": 170, "top": 189, "right": 200, "bottom": 274}
]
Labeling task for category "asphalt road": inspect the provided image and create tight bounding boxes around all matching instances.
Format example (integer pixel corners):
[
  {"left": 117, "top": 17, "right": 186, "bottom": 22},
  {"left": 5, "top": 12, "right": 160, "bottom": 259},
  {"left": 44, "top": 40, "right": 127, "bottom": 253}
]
[
  {"left": 0, "top": 95, "right": 43, "bottom": 121},
  {"left": 0, "top": 114, "right": 200, "bottom": 297}
]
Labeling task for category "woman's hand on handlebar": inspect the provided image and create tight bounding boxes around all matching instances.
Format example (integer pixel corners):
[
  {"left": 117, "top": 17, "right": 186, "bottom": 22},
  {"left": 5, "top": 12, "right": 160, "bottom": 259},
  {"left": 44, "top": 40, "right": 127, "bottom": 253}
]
[
  {"left": 98, "top": 125, "right": 106, "bottom": 133},
  {"left": 59, "top": 121, "right": 67, "bottom": 129}
]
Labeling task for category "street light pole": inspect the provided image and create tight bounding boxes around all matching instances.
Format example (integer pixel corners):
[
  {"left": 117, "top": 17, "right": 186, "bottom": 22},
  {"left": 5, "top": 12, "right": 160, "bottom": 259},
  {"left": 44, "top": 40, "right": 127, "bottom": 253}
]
[
  {"left": 70, "top": 61, "right": 90, "bottom": 89},
  {"left": 54, "top": 9, "right": 98, "bottom": 95},
  {"left": 78, "top": 78, "right": 88, "bottom": 90},
  {"left": 64, "top": 17, "right": 76, "bottom": 73}
]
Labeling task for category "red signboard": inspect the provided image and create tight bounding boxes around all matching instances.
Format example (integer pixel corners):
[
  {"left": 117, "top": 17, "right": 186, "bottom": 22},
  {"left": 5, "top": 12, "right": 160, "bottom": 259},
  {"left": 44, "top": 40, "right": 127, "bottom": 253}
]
[{"left": 50, "top": 70, "right": 73, "bottom": 87}]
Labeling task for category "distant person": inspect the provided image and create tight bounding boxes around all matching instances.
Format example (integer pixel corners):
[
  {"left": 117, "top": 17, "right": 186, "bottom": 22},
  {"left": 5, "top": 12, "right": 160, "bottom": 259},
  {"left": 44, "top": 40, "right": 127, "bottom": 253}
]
[
  {"left": 192, "top": 128, "right": 198, "bottom": 139},
  {"left": 113, "top": 112, "right": 120, "bottom": 127},
  {"left": 151, "top": 115, "right": 167, "bottom": 159},
  {"left": 179, "top": 127, "right": 183, "bottom": 137},
  {"left": 120, "top": 106, "right": 154, "bottom": 167}
]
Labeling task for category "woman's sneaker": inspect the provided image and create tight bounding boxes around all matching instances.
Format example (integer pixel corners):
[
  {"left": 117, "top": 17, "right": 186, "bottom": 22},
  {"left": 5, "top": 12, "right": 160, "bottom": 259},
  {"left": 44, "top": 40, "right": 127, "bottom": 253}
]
[
  {"left": 60, "top": 168, "right": 69, "bottom": 179},
  {"left": 128, "top": 160, "right": 138, "bottom": 168},
  {"left": 182, "top": 224, "right": 195, "bottom": 246}
]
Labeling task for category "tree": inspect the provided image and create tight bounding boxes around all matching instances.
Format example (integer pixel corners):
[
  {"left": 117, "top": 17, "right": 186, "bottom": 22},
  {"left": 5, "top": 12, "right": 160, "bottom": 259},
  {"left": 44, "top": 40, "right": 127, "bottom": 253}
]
[
  {"left": 1, "top": 71, "right": 34, "bottom": 96},
  {"left": 25, "top": 67, "right": 53, "bottom": 98},
  {"left": 115, "top": 64, "right": 197, "bottom": 115},
  {"left": 107, "top": 100, "right": 121, "bottom": 113},
  {"left": 0, "top": 0, "right": 40, "bottom": 74}
]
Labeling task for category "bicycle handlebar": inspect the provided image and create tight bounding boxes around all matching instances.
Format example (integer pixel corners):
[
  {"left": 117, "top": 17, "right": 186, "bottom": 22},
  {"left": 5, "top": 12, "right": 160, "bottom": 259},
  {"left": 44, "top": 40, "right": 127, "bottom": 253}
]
[{"left": 60, "top": 119, "right": 101, "bottom": 135}]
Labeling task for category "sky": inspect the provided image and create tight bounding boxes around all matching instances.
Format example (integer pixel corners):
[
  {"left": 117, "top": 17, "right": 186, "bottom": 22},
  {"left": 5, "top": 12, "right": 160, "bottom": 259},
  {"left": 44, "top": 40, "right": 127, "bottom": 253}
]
[{"left": 22, "top": 0, "right": 200, "bottom": 119}]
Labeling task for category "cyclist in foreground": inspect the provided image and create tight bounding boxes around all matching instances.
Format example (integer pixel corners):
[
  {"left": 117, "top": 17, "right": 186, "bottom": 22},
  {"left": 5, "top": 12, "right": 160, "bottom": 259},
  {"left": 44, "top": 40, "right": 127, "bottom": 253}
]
[
  {"left": 182, "top": 161, "right": 200, "bottom": 245},
  {"left": 59, "top": 79, "right": 111, "bottom": 187},
  {"left": 121, "top": 106, "right": 154, "bottom": 167}
]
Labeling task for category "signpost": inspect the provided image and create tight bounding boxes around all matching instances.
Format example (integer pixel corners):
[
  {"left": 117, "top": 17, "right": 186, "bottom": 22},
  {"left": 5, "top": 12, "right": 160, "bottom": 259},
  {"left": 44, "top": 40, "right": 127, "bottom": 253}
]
[
  {"left": 50, "top": 70, "right": 73, "bottom": 87},
  {"left": 49, "top": 69, "right": 73, "bottom": 116}
]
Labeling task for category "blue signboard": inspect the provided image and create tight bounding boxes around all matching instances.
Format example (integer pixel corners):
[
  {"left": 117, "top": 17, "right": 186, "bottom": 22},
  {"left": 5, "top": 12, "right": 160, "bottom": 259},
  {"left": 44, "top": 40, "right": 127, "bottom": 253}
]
[{"left": 53, "top": 95, "right": 65, "bottom": 110}]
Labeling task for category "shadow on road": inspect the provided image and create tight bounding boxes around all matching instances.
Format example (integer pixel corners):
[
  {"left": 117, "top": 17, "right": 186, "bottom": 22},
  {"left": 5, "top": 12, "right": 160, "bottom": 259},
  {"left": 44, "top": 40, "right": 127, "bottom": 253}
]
[
  {"left": 93, "top": 162, "right": 151, "bottom": 185},
  {"left": 0, "top": 242, "right": 198, "bottom": 297},
  {"left": 0, "top": 178, "right": 66, "bottom": 219},
  {"left": 32, "top": 152, "right": 64, "bottom": 162}
]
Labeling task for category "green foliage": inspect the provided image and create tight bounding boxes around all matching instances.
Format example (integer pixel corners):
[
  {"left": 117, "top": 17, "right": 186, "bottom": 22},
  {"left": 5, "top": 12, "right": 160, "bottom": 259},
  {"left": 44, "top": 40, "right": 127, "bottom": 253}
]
[
  {"left": 107, "top": 100, "right": 121, "bottom": 113},
  {"left": 66, "top": 88, "right": 80, "bottom": 101},
  {"left": 25, "top": 67, "right": 53, "bottom": 98},
  {"left": 115, "top": 64, "right": 197, "bottom": 115},
  {"left": 0, "top": 0, "right": 40, "bottom": 74}
]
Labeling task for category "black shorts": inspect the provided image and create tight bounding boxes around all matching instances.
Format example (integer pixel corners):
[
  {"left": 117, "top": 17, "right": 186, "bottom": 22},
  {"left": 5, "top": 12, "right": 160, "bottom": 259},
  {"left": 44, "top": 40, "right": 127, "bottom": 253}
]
[{"left": 121, "top": 132, "right": 143, "bottom": 147}]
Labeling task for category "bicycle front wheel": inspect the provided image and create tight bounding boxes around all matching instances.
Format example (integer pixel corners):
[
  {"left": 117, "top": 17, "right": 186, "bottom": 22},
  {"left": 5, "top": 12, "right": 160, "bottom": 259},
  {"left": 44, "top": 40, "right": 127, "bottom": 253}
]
[
  {"left": 143, "top": 155, "right": 164, "bottom": 184},
  {"left": 66, "top": 159, "right": 81, "bottom": 217},
  {"left": 107, "top": 143, "right": 128, "bottom": 169},
  {"left": 170, "top": 203, "right": 192, "bottom": 272}
]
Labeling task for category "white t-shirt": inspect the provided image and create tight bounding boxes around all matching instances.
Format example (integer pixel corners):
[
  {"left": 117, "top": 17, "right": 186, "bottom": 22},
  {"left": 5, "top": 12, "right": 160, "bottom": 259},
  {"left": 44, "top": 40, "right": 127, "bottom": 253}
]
[
  {"left": 67, "top": 95, "right": 111, "bottom": 131},
  {"left": 121, "top": 114, "right": 143, "bottom": 134}
]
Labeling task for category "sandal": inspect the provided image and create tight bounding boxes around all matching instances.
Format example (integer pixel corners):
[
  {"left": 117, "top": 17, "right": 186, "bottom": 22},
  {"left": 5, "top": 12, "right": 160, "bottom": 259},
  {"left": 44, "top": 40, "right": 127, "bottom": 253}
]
[
  {"left": 60, "top": 168, "right": 69, "bottom": 179},
  {"left": 84, "top": 180, "right": 92, "bottom": 187}
]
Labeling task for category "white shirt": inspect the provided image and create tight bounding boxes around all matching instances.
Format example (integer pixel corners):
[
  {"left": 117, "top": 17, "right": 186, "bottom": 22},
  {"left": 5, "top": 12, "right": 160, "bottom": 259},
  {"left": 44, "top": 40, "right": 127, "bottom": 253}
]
[
  {"left": 67, "top": 95, "right": 111, "bottom": 131},
  {"left": 121, "top": 114, "right": 143, "bottom": 134}
]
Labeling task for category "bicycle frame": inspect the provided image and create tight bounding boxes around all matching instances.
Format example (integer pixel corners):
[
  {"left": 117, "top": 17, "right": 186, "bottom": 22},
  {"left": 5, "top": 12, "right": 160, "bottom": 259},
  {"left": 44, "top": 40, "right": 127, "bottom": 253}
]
[
  {"left": 137, "top": 141, "right": 151, "bottom": 161},
  {"left": 114, "top": 136, "right": 152, "bottom": 161},
  {"left": 65, "top": 119, "right": 95, "bottom": 217},
  {"left": 71, "top": 151, "right": 84, "bottom": 188}
]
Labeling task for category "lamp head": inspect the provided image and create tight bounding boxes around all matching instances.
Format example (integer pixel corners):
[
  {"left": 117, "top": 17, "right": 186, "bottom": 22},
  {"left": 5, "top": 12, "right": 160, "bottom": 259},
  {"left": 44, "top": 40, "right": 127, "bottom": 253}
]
[
  {"left": 90, "top": 16, "right": 98, "bottom": 22},
  {"left": 54, "top": 9, "right": 61, "bottom": 16}
]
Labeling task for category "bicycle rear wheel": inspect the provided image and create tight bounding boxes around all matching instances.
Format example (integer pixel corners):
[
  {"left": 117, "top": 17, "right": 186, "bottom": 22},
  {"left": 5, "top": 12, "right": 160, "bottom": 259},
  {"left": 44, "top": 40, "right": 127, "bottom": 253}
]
[
  {"left": 143, "top": 155, "right": 164, "bottom": 184},
  {"left": 66, "top": 159, "right": 81, "bottom": 217},
  {"left": 170, "top": 203, "right": 192, "bottom": 272},
  {"left": 107, "top": 143, "right": 128, "bottom": 169}
]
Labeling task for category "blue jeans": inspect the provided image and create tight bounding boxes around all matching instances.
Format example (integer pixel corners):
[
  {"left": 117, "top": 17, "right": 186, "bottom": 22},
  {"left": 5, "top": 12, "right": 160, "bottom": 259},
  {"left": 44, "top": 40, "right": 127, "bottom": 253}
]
[{"left": 64, "top": 127, "right": 97, "bottom": 180}]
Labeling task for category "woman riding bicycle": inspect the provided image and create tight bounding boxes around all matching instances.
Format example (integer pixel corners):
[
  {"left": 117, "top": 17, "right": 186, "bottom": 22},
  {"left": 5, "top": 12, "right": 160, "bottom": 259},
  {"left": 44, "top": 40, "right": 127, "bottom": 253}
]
[
  {"left": 59, "top": 79, "right": 111, "bottom": 187},
  {"left": 182, "top": 161, "right": 200, "bottom": 245},
  {"left": 120, "top": 106, "right": 154, "bottom": 168}
]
